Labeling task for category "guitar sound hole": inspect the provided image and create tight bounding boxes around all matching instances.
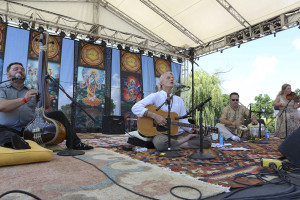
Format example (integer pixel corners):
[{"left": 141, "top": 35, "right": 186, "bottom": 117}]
[
  {"left": 156, "top": 125, "right": 167, "bottom": 132},
  {"left": 153, "top": 120, "right": 167, "bottom": 132}
]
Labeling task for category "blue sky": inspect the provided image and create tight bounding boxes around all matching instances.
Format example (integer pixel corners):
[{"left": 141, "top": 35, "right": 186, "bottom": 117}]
[{"left": 193, "top": 27, "right": 300, "bottom": 107}]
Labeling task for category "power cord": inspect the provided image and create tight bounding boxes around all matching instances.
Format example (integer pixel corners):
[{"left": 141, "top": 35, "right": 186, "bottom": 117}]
[
  {"left": 222, "top": 162, "right": 300, "bottom": 199},
  {"left": 0, "top": 189, "right": 42, "bottom": 200},
  {"left": 72, "top": 155, "right": 202, "bottom": 200}
]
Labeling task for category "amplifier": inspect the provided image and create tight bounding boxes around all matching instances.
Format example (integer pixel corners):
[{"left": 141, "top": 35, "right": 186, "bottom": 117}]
[{"left": 102, "top": 116, "right": 125, "bottom": 134}]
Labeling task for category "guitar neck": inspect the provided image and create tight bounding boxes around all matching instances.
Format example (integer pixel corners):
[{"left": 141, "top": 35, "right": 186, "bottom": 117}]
[{"left": 171, "top": 121, "right": 199, "bottom": 129}]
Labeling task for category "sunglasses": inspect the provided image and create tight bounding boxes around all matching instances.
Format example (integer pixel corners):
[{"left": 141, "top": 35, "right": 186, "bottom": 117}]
[{"left": 231, "top": 99, "right": 239, "bottom": 101}]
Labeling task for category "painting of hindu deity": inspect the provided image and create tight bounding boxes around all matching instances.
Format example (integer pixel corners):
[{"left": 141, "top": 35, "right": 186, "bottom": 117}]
[
  {"left": 76, "top": 66, "right": 105, "bottom": 128},
  {"left": 121, "top": 74, "right": 143, "bottom": 103}
]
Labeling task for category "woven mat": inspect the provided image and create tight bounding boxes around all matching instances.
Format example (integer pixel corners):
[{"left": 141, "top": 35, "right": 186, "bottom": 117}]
[
  {"left": 0, "top": 148, "right": 228, "bottom": 200},
  {"left": 61, "top": 133, "right": 284, "bottom": 188},
  {"left": 110, "top": 139, "right": 284, "bottom": 188},
  {"left": 59, "top": 134, "right": 128, "bottom": 148}
]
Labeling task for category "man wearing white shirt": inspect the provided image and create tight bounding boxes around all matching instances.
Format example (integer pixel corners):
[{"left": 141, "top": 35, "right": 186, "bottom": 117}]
[{"left": 132, "top": 71, "right": 211, "bottom": 151}]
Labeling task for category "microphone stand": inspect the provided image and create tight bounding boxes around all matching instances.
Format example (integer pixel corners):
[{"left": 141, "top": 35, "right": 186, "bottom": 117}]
[
  {"left": 278, "top": 97, "right": 293, "bottom": 138},
  {"left": 48, "top": 75, "right": 97, "bottom": 156},
  {"left": 177, "top": 97, "right": 215, "bottom": 160},
  {"left": 156, "top": 94, "right": 181, "bottom": 157},
  {"left": 0, "top": 78, "right": 19, "bottom": 85}
]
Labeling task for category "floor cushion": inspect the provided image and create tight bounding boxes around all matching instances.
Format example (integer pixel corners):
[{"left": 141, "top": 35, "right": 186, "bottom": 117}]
[{"left": 0, "top": 140, "right": 53, "bottom": 166}]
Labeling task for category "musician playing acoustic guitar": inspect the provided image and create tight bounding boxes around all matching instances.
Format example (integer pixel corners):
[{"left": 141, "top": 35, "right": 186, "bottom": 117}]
[
  {"left": 132, "top": 71, "right": 211, "bottom": 152},
  {"left": 0, "top": 62, "right": 93, "bottom": 150}
]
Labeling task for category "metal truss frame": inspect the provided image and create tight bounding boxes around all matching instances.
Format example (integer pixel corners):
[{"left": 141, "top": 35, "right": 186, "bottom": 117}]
[
  {"left": 216, "top": 0, "right": 251, "bottom": 28},
  {"left": 140, "top": 0, "right": 204, "bottom": 45},
  {"left": 194, "top": 7, "right": 300, "bottom": 58},
  {"left": 0, "top": 0, "right": 188, "bottom": 60}
]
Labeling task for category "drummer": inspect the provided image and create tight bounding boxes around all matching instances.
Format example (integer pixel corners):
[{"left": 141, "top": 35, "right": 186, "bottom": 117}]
[{"left": 216, "top": 92, "right": 258, "bottom": 142}]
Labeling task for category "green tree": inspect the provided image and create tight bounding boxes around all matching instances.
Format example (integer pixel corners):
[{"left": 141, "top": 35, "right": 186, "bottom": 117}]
[
  {"left": 251, "top": 94, "right": 274, "bottom": 119},
  {"left": 294, "top": 88, "right": 300, "bottom": 96},
  {"left": 251, "top": 94, "right": 275, "bottom": 132},
  {"left": 188, "top": 69, "right": 223, "bottom": 126},
  {"left": 221, "top": 93, "right": 230, "bottom": 110}
]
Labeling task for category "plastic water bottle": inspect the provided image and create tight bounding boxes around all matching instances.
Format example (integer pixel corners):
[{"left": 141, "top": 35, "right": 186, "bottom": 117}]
[
  {"left": 219, "top": 131, "right": 224, "bottom": 146},
  {"left": 266, "top": 129, "right": 270, "bottom": 140}
]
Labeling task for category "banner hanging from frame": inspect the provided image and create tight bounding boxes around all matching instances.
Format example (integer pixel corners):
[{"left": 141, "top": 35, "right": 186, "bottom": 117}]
[
  {"left": 120, "top": 50, "right": 143, "bottom": 131},
  {"left": 75, "top": 41, "right": 106, "bottom": 130}
]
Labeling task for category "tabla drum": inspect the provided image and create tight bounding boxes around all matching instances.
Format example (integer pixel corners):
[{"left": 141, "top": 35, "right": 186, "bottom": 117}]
[
  {"left": 235, "top": 125, "right": 249, "bottom": 138},
  {"left": 248, "top": 123, "right": 265, "bottom": 139}
]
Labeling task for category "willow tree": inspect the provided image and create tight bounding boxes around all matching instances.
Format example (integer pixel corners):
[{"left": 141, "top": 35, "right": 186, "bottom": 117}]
[{"left": 188, "top": 70, "right": 223, "bottom": 126}]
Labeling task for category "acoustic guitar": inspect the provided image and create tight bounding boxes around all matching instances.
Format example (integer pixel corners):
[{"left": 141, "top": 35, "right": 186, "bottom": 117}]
[{"left": 137, "top": 105, "right": 201, "bottom": 137}]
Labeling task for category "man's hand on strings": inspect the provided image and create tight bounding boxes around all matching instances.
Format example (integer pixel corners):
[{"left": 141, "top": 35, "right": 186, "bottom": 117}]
[{"left": 154, "top": 114, "right": 167, "bottom": 126}]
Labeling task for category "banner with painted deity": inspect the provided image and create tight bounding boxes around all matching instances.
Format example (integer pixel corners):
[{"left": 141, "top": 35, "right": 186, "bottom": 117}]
[
  {"left": 75, "top": 42, "right": 105, "bottom": 129},
  {"left": 26, "top": 30, "right": 62, "bottom": 111},
  {"left": 0, "top": 23, "right": 7, "bottom": 82},
  {"left": 120, "top": 50, "right": 143, "bottom": 131}
]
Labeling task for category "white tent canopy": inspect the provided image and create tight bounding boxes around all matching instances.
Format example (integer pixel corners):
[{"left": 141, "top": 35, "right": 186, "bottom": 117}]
[{"left": 1, "top": 0, "right": 300, "bottom": 59}]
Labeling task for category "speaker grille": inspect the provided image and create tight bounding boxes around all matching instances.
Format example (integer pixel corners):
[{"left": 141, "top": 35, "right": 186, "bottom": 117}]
[
  {"left": 279, "top": 126, "right": 300, "bottom": 164},
  {"left": 102, "top": 116, "right": 125, "bottom": 134}
]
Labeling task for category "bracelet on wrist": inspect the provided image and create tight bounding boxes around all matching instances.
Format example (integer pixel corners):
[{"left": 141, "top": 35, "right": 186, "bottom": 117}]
[
  {"left": 144, "top": 111, "right": 148, "bottom": 117},
  {"left": 22, "top": 97, "right": 28, "bottom": 103},
  {"left": 230, "top": 121, "right": 233, "bottom": 125}
]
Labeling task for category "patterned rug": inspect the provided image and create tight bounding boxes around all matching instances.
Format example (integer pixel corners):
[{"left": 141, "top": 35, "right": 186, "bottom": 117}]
[
  {"left": 60, "top": 134, "right": 284, "bottom": 188},
  {"left": 110, "top": 139, "right": 284, "bottom": 188},
  {"left": 0, "top": 148, "right": 228, "bottom": 200}
]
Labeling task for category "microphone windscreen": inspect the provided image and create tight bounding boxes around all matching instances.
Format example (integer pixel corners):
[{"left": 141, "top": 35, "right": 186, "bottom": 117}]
[{"left": 15, "top": 73, "right": 22, "bottom": 79}]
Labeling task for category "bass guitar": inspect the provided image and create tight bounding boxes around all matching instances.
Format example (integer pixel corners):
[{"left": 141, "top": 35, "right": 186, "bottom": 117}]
[{"left": 137, "top": 105, "right": 201, "bottom": 137}]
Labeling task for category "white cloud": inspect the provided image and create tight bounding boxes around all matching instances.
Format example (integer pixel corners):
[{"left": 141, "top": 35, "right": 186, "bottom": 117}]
[
  {"left": 58, "top": 85, "right": 73, "bottom": 109},
  {"left": 111, "top": 73, "right": 120, "bottom": 87},
  {"left": 293, "top": 38, "right": 300, "bottom": 50},
  {"left": 247, "top": 56, "right": 277, "bottom": 82},
  {"left": 222, "top": 56, "right": 278, "bottom": 106}
]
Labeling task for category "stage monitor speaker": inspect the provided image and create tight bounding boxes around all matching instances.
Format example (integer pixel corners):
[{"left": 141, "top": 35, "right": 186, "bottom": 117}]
[
  {"left": 278, "top": 126, "right": 300, "bottom": 164},
  {"left": 102, "top": 116, "right": 125, "bottom": 134}
]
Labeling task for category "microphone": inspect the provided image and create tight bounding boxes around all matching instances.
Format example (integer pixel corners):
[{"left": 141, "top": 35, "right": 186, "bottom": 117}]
[
  {"left": 175, "top": 82, "right": 190, "bottom": 89},
  {"left": 11, "top": 73, "right": 24, "bottom": 81}
]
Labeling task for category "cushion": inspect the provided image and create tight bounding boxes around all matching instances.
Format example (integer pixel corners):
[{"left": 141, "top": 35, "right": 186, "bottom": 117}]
[
  {"left": 0, "top": 140, "right": 53, "bottom": 166},
  {"left": 125, "top": 131, "right": 153, "bottom": 142}
]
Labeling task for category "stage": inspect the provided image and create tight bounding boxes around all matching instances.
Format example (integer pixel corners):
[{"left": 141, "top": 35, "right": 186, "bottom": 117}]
[{"left": 1, "top": 133, "right": 299, "bottom": 199}]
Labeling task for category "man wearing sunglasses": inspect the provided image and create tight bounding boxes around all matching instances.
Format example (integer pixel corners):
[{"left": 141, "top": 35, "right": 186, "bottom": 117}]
[{"left": 216, "top": 92, "right": 258, "bottom": 142}]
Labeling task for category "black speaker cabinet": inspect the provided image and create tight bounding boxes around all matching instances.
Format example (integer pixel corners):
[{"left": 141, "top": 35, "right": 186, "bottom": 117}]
[
  {"left": 102, "top": 116, "right": 125, "bottom": 134},
  {"left": 278, "top": 126, "right": 300, "bottom": 164}
]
